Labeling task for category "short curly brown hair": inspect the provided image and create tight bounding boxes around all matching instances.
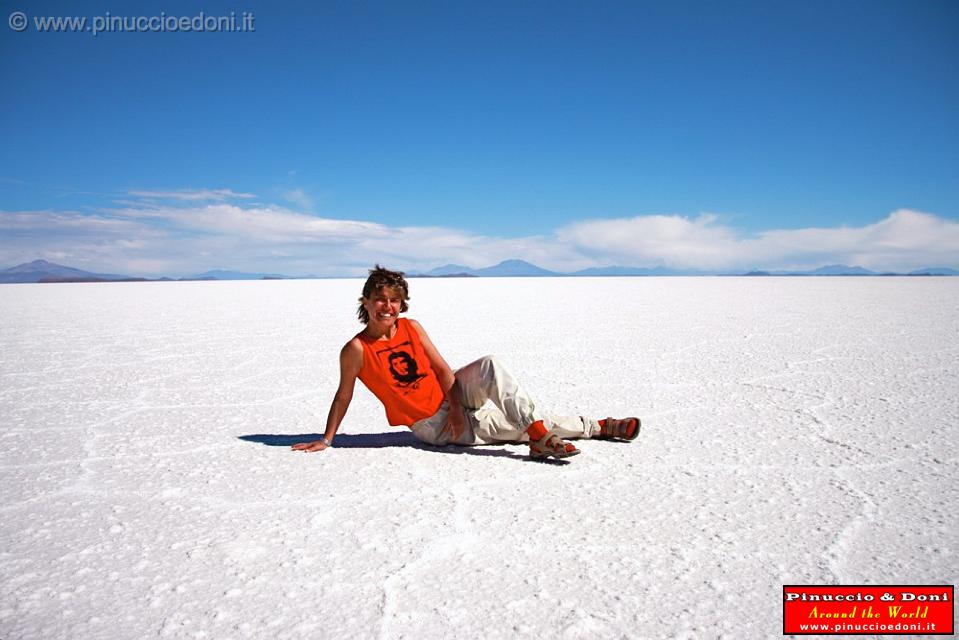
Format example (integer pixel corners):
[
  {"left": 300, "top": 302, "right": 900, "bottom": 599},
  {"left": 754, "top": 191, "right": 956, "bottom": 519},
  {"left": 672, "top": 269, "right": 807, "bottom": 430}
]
[{"left": 357, "top": 264, "right": 410, "bottom": 324}]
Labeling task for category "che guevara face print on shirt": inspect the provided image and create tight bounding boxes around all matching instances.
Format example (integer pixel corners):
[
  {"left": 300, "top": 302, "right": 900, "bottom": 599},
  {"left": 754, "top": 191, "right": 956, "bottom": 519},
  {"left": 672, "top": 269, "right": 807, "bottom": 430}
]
[{"left": 377, "top": 341, "right": 428, "bottom": 390}]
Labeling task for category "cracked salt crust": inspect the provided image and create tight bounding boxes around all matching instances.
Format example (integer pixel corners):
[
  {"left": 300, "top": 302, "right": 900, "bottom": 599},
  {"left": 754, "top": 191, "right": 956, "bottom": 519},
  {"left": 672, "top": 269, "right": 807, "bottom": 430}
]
[{"left": 1, "top": 276, "right": 957, "bottom": 639}]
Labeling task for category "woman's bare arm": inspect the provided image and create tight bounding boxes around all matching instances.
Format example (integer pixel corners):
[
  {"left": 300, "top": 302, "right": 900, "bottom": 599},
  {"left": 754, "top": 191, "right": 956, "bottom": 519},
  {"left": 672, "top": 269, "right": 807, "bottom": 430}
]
[{"left": 292, "top": 339, "right": 363, "bottom": 453}]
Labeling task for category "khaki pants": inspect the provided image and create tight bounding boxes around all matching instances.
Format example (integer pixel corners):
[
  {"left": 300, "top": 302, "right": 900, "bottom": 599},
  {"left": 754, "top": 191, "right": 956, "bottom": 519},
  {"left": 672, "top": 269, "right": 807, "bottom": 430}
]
[{"left": 410, "top": 355, "right": 600, "bottom": 446}]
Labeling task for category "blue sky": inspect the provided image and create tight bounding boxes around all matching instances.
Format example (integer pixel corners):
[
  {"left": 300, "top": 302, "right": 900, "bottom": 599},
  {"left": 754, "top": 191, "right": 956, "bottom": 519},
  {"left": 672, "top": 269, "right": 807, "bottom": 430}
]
[{"left": 1, "top": 0, "right": 957, "bottom": 276}]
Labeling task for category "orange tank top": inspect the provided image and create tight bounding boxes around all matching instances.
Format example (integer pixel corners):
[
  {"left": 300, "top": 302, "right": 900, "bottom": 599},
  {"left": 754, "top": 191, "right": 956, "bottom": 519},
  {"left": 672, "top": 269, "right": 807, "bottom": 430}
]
[{"left": 356, "top": 318, "right": 445, "bottom": 427}]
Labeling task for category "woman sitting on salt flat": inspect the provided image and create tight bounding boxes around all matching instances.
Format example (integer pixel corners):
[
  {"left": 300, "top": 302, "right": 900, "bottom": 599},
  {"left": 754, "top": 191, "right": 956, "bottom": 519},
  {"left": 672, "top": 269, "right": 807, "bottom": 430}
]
[{"left": 293, "top": 265, "right": 640, "bottom": 460}]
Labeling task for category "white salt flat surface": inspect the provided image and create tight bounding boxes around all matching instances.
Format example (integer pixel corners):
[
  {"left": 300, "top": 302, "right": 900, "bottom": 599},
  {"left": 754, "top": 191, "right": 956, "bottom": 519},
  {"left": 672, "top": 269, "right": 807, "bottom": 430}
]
[{"left": 1, "top": 277, "right": 957, "bottom": 640}]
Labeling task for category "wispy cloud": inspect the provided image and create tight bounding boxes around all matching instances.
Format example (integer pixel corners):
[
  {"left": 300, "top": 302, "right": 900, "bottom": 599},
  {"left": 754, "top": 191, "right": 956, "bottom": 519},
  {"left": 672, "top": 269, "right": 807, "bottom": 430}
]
[
  {"left": 109, "top": 203, "right": 391, "bottom": 243},
  {"left": 281, "top": 188, "right": 314, "bottom": 210},
  {"left": 1, "top": 192, "right": 957, "bottom": 276},
  {"left": 0, "top": 209, "right": 153, "bottom": 234},
  {"left": 127, "top": 188, "right": 256, "bottom": 202}
]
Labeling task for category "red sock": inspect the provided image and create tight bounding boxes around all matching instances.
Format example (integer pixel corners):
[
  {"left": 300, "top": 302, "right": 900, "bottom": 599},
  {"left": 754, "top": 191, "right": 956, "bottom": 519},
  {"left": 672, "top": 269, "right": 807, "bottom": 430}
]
[
  {"left": 526, "top": 419, "right": 548, "bottom": 441},
  {"left": 599, "top": 418, "right": 637, "bottom": 438},
  {"left": 527, "top": 420, "right": 576, "bottom": 453}
]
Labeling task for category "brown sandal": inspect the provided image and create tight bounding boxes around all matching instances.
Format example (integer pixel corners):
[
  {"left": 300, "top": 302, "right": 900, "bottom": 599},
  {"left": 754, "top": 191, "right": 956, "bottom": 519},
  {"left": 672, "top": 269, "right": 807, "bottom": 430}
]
[
  {"left": 529, "top": 429, "right": 581, "bottom": 460},
  {"left": 597, "top": 417, "right": 641, "bottom": 441}
]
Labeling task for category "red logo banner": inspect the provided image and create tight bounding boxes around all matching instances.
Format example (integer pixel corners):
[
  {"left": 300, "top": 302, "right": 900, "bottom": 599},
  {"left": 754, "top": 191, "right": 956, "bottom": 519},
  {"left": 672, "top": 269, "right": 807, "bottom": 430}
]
[{"left": 783, "top": 585, "right": 954, "bottom": 635}]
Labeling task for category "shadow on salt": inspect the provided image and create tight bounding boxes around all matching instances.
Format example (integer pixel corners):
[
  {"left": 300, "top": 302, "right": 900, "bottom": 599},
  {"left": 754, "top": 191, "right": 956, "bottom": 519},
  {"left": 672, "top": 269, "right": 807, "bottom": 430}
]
[{"left": 237, "top": 432, "right": 560, "bottom": 462}]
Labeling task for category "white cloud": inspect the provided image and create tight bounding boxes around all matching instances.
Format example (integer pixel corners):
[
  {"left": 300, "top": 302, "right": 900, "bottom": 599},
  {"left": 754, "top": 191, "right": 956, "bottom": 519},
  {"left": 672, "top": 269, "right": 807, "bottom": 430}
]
[
  {"left": 743, "top": 209, "right": 959, "bottom": 271},
  {"left": 556, "top": 209, "right": 959, "bottom": 272},
  {"left": 1, "top": 199, "right": 957, "bottom": 277},
  {"left": 556, "top": 213, "right": 741, "bottom": 270}
]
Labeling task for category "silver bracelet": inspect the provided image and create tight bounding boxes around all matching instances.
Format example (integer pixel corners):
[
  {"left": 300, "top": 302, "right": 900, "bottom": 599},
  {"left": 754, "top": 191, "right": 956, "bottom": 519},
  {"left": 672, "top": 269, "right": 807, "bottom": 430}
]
[{"left": 321, "top": 436, "right": 332, "bottom": 447}]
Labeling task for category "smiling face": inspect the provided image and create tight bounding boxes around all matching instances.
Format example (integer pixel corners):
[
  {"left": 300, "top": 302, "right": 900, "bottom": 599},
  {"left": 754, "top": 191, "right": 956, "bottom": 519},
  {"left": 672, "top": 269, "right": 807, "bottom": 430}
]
[
  {"left": 362, "top": 286, "right": 404, "bottom": 331},
  {"left": 356, "top": 265, "right": 410, "bottom": 325}
]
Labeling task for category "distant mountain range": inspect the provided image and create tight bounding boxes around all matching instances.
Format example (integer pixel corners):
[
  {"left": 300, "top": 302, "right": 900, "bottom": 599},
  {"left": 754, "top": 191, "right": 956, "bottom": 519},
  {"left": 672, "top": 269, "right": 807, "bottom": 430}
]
[
  {"left": 1, "top": 258, "right": 957, "bottom": 284},
  {"left": 735, "top": 264, "right": 959, "bottom": 277},
  {"left": 410, "top": 260, "right": 959, "bottom": 278},
  {"left": 0, "top": 260, "right": 310, "bottom": 284},
  {"left": 410, "top": 260, "right": 702, "bottom": 277},
  {"left": 191, "top": 269, "right": 306, "bottom": 281},
  {"left": 0, "top": 260, "right": 150, "bottom": 283},
  {"left": 407, "top": 260, "right": 707, "bottom": 278}
]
